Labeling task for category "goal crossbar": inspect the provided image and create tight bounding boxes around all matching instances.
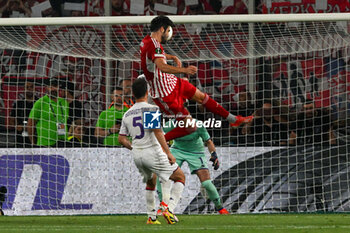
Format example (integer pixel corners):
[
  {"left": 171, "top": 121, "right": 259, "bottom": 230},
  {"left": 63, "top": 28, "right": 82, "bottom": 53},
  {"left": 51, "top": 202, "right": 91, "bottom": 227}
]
[{"left": 0, "top": 13, "right": 349, "bottom": 26}]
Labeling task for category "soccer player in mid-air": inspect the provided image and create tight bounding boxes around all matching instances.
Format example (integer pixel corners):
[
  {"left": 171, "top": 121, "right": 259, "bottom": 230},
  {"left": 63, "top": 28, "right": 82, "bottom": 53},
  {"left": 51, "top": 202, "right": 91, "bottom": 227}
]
[
  {"left": 157, "top": 118, "right": 229, "bottom": 215},
  {"left": 140, "top": 15, "right": 253, "bottom": 141},
  {"left": 118, "top": 77, "right": 185, "bottom": 225}
]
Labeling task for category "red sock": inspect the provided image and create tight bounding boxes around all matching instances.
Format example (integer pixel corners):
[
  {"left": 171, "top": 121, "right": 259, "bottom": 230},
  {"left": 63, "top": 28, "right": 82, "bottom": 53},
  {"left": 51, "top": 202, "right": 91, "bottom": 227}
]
[
  {"left": 202, "top": 94, "right": 229, "bottom": 118},
  {"left": 165, "top": 126, "right": 196, "bottom": 141}
]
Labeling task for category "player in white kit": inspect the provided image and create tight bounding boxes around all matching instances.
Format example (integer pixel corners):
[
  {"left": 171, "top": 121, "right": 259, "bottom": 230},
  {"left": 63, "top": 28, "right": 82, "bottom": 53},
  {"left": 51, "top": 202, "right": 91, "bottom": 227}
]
[{"left": 118, "top": 77, "right": 185, "bottom": 225}]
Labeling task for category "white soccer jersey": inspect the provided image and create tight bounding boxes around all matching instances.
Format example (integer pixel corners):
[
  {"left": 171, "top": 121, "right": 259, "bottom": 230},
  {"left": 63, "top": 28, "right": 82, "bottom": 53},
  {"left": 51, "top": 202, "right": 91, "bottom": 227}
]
[{"left": 119, "top": 101, "right": 161, "bottom": 149}]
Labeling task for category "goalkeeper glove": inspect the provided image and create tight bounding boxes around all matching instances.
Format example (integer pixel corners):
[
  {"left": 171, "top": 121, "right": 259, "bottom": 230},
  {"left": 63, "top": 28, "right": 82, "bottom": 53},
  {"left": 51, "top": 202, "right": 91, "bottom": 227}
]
[{"left": 209, "top": 151, "right": 219, "bottom": 170}]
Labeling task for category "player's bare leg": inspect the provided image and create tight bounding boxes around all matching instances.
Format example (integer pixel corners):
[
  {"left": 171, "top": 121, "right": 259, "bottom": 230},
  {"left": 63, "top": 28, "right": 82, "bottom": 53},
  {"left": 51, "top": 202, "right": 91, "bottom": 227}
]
[
  {"left": 196, "top": 169, "right": 229, "bottom": 215},
  {"left": 146, "top": 174, "right": 161, "bottom": 224},
  {"left": 191, "top": 89, "right": 253, "bottom": 127}
]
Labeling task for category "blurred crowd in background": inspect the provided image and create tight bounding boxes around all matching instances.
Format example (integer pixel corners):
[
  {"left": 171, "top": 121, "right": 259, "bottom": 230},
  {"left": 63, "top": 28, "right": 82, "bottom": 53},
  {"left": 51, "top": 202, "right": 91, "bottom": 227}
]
[{"left": 0, "top": 0, "right": 250, "bottom": 18}]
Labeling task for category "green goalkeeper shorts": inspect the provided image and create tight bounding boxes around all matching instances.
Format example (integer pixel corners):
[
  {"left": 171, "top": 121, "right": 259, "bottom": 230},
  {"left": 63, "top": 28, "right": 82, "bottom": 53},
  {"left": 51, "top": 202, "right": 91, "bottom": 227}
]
[{"left": 170, "top": 147, "right": 208, "bottom": 174}]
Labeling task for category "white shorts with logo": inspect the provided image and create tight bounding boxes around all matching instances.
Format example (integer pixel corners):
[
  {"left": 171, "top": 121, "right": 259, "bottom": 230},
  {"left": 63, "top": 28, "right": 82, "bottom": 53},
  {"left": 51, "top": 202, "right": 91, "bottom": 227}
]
[{"left": 132, "top": 146, "right": 178, "bottom": 183}]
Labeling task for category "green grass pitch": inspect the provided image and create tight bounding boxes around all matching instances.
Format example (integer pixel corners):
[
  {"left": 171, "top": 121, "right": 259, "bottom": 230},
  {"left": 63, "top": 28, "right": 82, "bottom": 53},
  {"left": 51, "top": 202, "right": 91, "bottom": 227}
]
[{"left": 1, "top": 214, "right": 350, "bottom": 233}]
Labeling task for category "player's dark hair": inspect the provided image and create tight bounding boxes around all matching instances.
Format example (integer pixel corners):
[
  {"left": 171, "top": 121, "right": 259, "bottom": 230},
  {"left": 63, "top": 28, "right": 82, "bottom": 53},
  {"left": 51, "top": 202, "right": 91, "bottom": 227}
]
[
  {"left": 150, "top": 15, "right": 175, "bottom": 32},
  {"left": 132, "top": 77, "right": 148, "bottom": 99}
]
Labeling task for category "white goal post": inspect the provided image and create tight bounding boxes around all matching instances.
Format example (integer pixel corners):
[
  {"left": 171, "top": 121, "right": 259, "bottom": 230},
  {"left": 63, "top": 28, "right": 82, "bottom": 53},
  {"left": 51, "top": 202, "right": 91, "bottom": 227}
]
[
  {"left": 0, "top": 13, "right": 350, "bottom": 215},
  {"left": 0, "top": 13, "right": 349, "bottom": 26}
]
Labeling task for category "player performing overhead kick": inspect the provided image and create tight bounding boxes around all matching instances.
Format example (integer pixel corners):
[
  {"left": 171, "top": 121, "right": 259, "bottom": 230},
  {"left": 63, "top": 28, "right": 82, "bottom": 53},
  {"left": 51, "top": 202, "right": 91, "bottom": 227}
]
[{"left": 140, "top": 15, "right": 254, "bottom": 141}]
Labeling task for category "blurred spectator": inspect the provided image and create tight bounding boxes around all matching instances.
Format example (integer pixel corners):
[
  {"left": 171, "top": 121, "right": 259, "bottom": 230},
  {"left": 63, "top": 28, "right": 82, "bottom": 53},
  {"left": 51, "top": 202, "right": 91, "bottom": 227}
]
[
  {"left": 62, "top": 56, "right": 79, "bottom": 80},
  {"left": 28, "top": 0, "right": 60, "bottom": 17},
  {"left": 27, "top": 78, "right": 69, "bottom": 147},
  {"left": 64, "top": 81, "right": 84, "bottom": 131},
  {"left": 242, "top": 100, "right": 292, "bottom": 146},
  {"left": 181, "top": 0, "right": 215, "bottom": 15},
  {"left": 182, "top": 2, "right": 207, "bottom": 35},
  {"left": 120, "top": 78, "right": 134, "bottom": 108},
  {"left": 145, "top": 0, "right": 180, "bottom": 15},
  {"left": 67, "top": 121, "right": 90, "bottom": 147},
  {"left": 219, "top": 0, "right": 248, "bottom": 14},
  {"left": 176, "top": 0, "right": 185, "bottom": 15},
  {"left": 95, "top": 87, "right": 129, "bottom": 146},
  {"left": 202, "top": 0, "right": 216, "bottom": 14},
  {"left": 291, "top": 100, "right": 337, "bottom": 146},
  {"left": 209, "top": 0, "right": 221, "bottom": 13},
  {"left": 185, "top": 2, "right": 203, "bottom": 14},
  {"left": 70, "top": 10, "right": 84, "bottom": 16},
  {"left": 8, "top": 80, "right": 39, "bottom": 147},
  {"left": 0, "top": 0, "right": 31, "bottom": 18},
  {"left": 62, "top": 1, "right": 85, "bottom": 17},
  {"left": 67, "top": 121, "right": 83, "bottom": 146},
  {"left": 112, "top": 0, "right": 130, "bottom": 16},
  {"left": 144, "top": 0, "right": 157, "bottom": 15},
  {"left": 230, "top": 91, "right": 255, "bottom": 145},
  {"left": 235, "top": 91, "right": 255, "bottom": 116}
]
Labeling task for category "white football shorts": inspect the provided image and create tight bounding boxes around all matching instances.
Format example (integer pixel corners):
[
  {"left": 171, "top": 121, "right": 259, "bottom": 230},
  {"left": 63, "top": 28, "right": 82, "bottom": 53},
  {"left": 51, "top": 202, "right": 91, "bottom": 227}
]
[{"left": 132, "top": 146, "right": 178, "bottom": 183}]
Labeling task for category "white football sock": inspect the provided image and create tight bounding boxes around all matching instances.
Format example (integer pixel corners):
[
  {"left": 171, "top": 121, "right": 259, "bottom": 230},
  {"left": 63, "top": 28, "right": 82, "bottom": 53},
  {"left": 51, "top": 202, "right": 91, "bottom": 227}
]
[
  {"left": 160, "top": 179, "right": 172, "bottom": 205},
  {"left": 226, "top": 113, "right": 237, "bottom": 123},
  {"left": 145, "top": 189, "right": 156, "bottom": 219},
  {"left": 168, "top": 182, "right": 184, "bottom": 213}
]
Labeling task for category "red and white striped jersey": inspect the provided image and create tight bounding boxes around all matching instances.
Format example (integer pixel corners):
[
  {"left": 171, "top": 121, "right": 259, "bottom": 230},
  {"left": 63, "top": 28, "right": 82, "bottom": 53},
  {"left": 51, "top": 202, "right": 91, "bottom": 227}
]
[{"left": 140, "top": 35, "right": 177, "bottom": 98}]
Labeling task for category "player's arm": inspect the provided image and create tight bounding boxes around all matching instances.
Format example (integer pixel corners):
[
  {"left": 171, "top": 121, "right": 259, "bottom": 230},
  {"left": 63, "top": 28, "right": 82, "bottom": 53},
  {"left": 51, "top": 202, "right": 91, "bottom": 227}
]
[
  {"left": 95, "top": 113, "right": 110, "bottom": 138},
  {"left": 289, "top": 131, "right": 296, "bottom": 145},
  {"left": 205, "top": 139, "right": 220, "bottom": 170},
  {"left": 118, "top": 118, "right": 132, "bottom": 150},
  {"left": 8, "top": 101, "right": 18, "bottom": 130},
  {"left": 199, "top": 125, "right": 219, "bottom": 170},
  {"left": 206, "top": 139, "right": 216, "bottom": 154},
  {"left": 118, "top": 135, "right": 132, "bottom": 150},
  {"left": 8, "top": 116, "right": 16, "bottom": 130},
  {"left": 153, "top": 128, "right": 176, "bottom": 164},
  {"left": 329, "top": 128, "right": 337, "bottom": 145},
  {"left": 154, "top": 57, "right": 197, "bottom": 76},
  {"left": 27, "top": 101, "right": 40, "bottom": 145},
  {"left": 0, "top": 1, "right": 10, "bottom": 14},
  {"left": 27, "top": 118, "right": 37, "bottom": 145},
  {"left": 165, "top": 53, "right": 182, "bottom": 68},
  {"left": 95, "top": 124, "right": 120, "bottom": 138},
  {"left": 95, "top": 127, "right": 110, "bottom": 138}
]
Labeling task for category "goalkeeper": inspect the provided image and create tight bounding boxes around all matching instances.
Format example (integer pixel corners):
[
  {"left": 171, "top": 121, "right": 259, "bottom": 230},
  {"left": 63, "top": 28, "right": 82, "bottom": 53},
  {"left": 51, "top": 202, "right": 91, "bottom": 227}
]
[{"left": 157, "top": 119, "right": 229, "bottom": 215}]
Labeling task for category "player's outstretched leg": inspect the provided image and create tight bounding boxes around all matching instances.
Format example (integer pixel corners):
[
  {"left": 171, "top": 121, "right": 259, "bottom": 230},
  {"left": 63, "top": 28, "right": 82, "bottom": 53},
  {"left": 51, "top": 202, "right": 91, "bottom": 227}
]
[
  {"left": 198, "top": 170, "right": 230, "bottom": 215},
  {"left": 192, "top": 89, "right": 253, "bottom": 127}
]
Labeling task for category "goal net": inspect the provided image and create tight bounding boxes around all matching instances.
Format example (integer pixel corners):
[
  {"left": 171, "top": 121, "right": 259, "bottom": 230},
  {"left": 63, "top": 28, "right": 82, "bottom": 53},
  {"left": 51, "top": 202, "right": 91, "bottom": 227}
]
[{"left": 0, "top": 14, "right": 350, "bottom": 215}]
